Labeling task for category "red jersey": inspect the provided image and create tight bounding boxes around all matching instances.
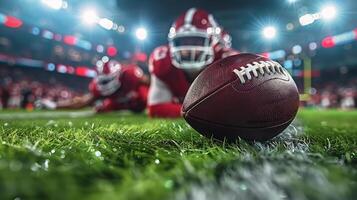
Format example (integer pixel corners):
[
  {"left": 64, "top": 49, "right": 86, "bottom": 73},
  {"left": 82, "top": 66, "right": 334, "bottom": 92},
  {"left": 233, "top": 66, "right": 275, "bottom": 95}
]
[
  {"left": 148, "top": 45, "right": 238, "bottom": 118},
  {"left": 89, "top": 65, "right": 148, "bottom": 113}
]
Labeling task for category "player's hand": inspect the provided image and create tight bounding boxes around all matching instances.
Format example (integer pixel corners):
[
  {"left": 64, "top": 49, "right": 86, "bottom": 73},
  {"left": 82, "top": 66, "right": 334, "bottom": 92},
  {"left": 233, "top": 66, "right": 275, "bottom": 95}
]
[{"left": 35, "top": 99, "right": 57, "bottom": 110}]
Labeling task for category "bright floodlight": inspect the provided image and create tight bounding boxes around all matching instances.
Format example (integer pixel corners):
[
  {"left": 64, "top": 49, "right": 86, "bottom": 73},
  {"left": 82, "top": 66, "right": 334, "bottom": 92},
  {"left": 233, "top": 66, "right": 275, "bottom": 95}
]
[
  {"left": 98, "top": 18, "right": 114, "bottom": 30},
  {"left": 81, "top": 8, "right": 99, "bottom": 25},
  {"left": 42, "top": 0, "right": 63, "bottom": 10},
  {"left": 262, "top": 26, "right": 277, "bottom": 39},
  {"left": 101, "top": 56, "right": 109, "bottom": 63},
  {"left": 299, "top": 14, "right": 315, "bottom": 26},
  {"left": 135, "top": 28, "right": 148, "bottom": 40},
  {"left": 292, "top": 45, "right": 302, "bottom": 54},
  {"left": 287, "top": 0, "right": 298, "bottom": 4},
  {"left": 321, "top": 5, "right": 337, "bottom": 20}
]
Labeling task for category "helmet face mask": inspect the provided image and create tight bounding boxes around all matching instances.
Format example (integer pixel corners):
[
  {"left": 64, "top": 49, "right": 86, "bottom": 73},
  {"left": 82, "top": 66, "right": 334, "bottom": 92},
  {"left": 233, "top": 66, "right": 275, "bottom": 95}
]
[
  {"left": 168, "top": 8, "right": 220, "bottom": 71},
  {"left": 170, "top": 33, "right": 214, "bottom": 70},
  {"left": 95, "top": 60, "right": 122, "bottom": 96}
]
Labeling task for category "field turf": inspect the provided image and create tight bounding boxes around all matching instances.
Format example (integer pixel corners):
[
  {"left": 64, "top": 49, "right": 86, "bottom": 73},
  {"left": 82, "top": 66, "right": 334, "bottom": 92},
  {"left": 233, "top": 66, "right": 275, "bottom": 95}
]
[{"left": 0, "top": 109, "right": 356, "bottom": 200}]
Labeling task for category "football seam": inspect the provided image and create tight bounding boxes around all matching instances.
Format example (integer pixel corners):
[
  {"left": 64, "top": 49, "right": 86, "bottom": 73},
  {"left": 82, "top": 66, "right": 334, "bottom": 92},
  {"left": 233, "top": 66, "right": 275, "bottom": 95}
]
[
  {"left": 183, "top": 57, "right": 290, "bottom": 112},
  {"left": 183, "top": 81, "right": 233, "bottom": 113},
  {"left": 184, "top": 56, "right": 263, "bottom": 110},
  {"left": 183, "top": 75, "right": 290, "bottom": 113},
  {"left": 185, "top": 79, "right": 299, "bottom": 128},
  {"left": 200, "top": 53, "right": 262, "bottom": 75},
  {"left": 231, "top": 76, "right": 291, "bottom": 93}
]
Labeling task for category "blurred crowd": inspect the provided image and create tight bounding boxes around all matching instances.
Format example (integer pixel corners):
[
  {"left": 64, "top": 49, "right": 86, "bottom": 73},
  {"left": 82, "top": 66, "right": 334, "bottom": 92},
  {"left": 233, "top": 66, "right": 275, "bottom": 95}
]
[
  {"left": 306, "top": 79, "right": 357, "bottom": 109},
  {"left": 0, "top": 65, "right": 87, "bottom": 109},
  {"left": 0, "top": 79, "right": 81, "bottom": 110},
  {"left": 1, "top": 65, "right": 357, "bottom": 110}
]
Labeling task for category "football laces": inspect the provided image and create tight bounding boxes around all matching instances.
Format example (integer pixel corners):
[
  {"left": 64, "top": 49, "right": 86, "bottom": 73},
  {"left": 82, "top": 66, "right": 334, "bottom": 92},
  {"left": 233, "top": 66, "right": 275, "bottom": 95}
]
[{"left": 233, "top": 60, "right": 286, "bottom": 84}]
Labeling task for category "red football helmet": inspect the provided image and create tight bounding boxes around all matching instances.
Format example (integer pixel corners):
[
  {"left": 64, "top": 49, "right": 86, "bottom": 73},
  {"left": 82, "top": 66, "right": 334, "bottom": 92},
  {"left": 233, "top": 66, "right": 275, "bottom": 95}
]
[
  {"left": 95, "top": 58, "right": 122, "bottom": 96},
  {"left": 168, "top": 8, "right": 221, "bottom": 70}
]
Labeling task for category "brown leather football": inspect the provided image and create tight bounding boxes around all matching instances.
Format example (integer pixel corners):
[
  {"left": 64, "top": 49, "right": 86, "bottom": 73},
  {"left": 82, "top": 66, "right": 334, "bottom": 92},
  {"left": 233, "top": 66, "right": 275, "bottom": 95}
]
[{"left": 182, "top": 53, "right": 300, "bottom": 141}]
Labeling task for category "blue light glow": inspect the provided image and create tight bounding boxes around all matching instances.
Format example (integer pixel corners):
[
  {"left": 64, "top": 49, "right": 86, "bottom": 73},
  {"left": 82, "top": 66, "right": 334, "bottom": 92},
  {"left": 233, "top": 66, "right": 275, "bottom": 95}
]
[
  {"left": 31, "top": 27, "right": 40, "bottom": 35},
  {"left": 284, "top": 60, "right": 293, "bottom": 69}
]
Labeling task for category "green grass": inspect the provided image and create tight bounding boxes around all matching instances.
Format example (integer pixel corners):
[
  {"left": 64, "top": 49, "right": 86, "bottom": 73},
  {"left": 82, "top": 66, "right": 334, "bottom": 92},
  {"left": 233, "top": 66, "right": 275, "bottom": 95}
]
[{"left": 0, "top": 109, "right": 356, "bottom": 200}]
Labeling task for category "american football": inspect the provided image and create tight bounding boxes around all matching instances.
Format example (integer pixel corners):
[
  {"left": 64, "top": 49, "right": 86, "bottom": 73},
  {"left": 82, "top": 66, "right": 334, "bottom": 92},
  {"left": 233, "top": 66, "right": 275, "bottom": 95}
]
[
  {"left": 182, "top": 53, "right": 300, "bottom": 141},
  {"left": 0, "top": 0, "right": 357, "bottom": 199}
]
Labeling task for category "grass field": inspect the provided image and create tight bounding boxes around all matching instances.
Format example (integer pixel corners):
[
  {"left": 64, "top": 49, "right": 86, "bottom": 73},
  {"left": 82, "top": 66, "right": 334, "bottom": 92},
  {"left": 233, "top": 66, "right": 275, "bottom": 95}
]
[{"left": 0, "top": 109, "right": 356, "bottom": 200}]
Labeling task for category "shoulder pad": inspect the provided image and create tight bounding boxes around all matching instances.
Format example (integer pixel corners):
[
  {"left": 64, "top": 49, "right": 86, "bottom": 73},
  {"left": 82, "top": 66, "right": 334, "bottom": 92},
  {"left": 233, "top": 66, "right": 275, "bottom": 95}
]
[
  {"left": 125, "top": 65, "right": 144, "bottom": 78},
  {"left": 149, "top": 45, "right": 173, "bottom": 77}
]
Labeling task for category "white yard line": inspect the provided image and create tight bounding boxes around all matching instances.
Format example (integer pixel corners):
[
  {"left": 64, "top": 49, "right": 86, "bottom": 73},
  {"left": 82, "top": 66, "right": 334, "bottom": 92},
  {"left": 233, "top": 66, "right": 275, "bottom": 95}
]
[
  {"left": 176, "top": 120, "right": 341, "bottom": 200},
  {"left": 0, "top": 110, "right": 95, "bottom": 120}
]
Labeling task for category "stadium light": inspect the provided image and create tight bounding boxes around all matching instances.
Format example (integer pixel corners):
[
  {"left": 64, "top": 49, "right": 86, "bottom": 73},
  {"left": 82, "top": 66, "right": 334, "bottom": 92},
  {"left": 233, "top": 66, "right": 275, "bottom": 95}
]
[
  {"left": 41, "top": 0, "right": 64, "bottom": 10},
  {"left": 299, "top": 14, "right": 315, "bottom": 26},
  {"left": 320, "top": 5, "right": 337, "bottom": 21},
  {"left": 287, "top": 0, "right": 298, "bottom": 4},
  {"left": 135, "top": 27, "right": 148, "bottom": 41},
  {"left": 309, "top": 42, "right": 318, "bottom": 50},
  {"left": 292, "top": 45, "right": 302, "bottom": 54},
  {"left": 286, "top": 23, "right": 294, "bottom": 31},
  {"left": 98, "top": 18, "right": 114, "bottom": 30},
  {"left": 101, "top": 56, "right": 109, "bottom": 63},
  {"left": 80, "top": 8, "right": 99, "bottom": 25},
  {"left": 262, "top": 26, "right": 277, "bottom": 39},
  {"left": 299, "top": 5, "right": 337, "bottom": 26},
  {"left": 117, "top": 25, "right": 125, "bottom": 33}
]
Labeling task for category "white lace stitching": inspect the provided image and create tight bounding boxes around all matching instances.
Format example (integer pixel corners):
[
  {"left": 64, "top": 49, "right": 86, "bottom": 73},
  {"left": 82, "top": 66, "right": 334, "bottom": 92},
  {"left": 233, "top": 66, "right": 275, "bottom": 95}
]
[{"left": 233, "top": 60, "right": 286, "bottom": 84}]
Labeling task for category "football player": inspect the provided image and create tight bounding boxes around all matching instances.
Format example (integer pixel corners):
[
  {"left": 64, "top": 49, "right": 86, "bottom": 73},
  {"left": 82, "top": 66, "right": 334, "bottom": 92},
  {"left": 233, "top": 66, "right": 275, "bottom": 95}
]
[
  {"left": 148, "top": 8, "right": 238, "bottom": 118},
  {"left": 39, "top": 59, "right": 149, "bottom": 113}
]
